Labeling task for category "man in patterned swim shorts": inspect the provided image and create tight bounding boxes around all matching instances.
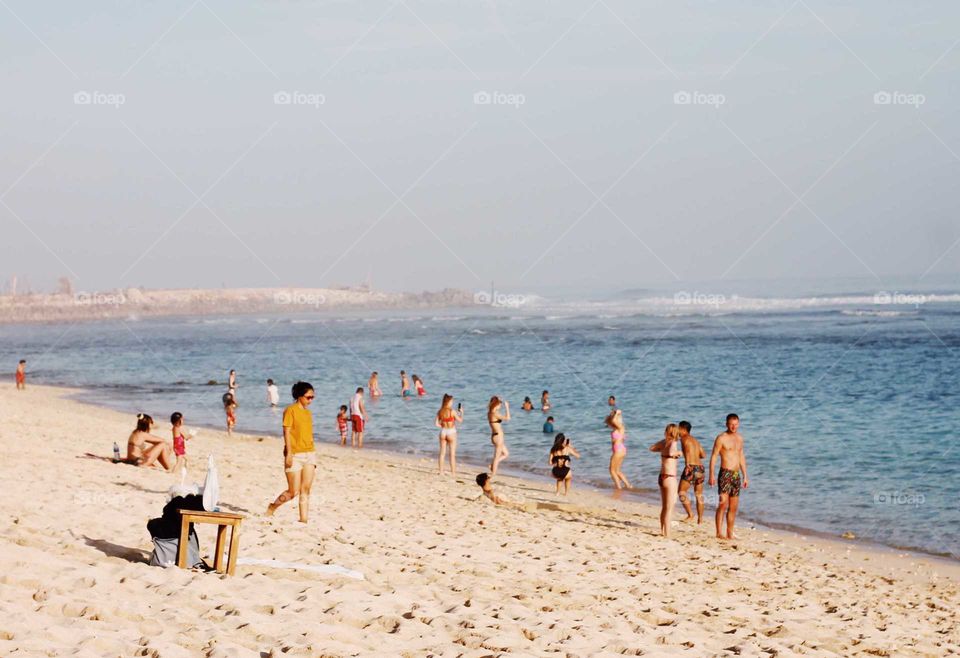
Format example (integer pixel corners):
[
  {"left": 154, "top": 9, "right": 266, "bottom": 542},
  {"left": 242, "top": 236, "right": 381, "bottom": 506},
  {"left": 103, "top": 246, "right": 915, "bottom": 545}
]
[
  {"left": 708, "top": 413, "right": 750, "bottom": 541},
  {"left": 678, "top": 420, "right": 706, "bottom": 524}
]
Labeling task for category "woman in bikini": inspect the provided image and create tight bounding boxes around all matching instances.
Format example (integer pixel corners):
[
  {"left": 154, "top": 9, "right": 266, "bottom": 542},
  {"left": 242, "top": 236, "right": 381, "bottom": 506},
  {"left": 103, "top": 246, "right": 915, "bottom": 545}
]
[
  {"left": 435, "top": 394, "right": 464, "bottom": 475},
  {"left": 650, "top": 423, "right": 682, "bottom": 538},
  {"left": 125, "top": 413, "right": 174, "bottom": 471},
  {"left": 487, "top": 396, "right": 511, "bottom": 474},
  {"left": 368, "top": 372, "right": 382, "bottom": 398},
  {"left": 606, "top": 408, "right": 631, "bottom": 490},
  {"left": 548, "top": 433, "right": 580, "bottom": 495}
]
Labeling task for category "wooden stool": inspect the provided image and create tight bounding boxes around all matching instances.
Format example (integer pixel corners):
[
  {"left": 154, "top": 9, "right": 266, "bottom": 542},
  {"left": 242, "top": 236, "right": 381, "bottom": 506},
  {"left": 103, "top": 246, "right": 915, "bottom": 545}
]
[{"left": 177, "top": 509, "right": 244, "bottom": 575}]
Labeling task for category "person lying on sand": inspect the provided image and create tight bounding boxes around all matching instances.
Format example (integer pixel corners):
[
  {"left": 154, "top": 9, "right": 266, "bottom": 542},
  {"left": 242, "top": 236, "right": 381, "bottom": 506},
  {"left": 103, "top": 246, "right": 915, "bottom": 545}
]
[
  {"left": 475, "top": 472, "right": 508, "bottom": 505},
  {"left": 126, "top": 413, "right": 174, "bottom": 470}
]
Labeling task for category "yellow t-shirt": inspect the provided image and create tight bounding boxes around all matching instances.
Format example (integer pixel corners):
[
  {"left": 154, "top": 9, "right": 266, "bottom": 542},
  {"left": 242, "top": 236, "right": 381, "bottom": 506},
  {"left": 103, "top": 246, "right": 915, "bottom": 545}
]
[{"left": 282, "top": 403, "right": 314, "bottom": 454}]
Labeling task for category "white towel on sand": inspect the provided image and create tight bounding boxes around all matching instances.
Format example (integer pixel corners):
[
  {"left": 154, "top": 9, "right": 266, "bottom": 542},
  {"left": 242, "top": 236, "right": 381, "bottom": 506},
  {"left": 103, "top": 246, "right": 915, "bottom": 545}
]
[{"left": 236, "top": 557, "right": 364, "bottom": 580}]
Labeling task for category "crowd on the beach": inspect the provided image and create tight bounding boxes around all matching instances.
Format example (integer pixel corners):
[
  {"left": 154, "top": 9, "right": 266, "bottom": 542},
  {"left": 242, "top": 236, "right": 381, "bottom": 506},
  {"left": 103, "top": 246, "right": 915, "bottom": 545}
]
[{"left": 15, "top": 359, "right": 750, "bottom": 541}]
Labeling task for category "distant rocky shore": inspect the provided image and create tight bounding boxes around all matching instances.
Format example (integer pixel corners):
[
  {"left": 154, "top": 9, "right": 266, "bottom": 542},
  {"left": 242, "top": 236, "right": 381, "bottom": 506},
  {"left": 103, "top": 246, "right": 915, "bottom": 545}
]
[{"left": 0, "top": 287, "right": 476, "bottom": 324}]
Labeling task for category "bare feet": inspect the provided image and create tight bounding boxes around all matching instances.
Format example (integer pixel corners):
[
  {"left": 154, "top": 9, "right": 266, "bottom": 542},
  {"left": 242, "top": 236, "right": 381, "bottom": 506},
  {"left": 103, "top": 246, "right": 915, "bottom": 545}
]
[
  {"left": 716, "top": 534, "right": 728, "bottom": 541},
  {"left": 681, "top": 516, "right": 694, "bottom": 523},
  {"left": 265, "top": 503, "right": 277, "bottom": 516}
]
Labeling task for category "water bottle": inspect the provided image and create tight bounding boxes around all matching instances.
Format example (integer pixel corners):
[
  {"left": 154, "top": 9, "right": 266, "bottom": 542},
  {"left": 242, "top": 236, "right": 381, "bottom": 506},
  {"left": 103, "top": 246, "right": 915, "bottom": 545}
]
[{"left": 113, "top": 442, "right": 121, "bottom": 463}]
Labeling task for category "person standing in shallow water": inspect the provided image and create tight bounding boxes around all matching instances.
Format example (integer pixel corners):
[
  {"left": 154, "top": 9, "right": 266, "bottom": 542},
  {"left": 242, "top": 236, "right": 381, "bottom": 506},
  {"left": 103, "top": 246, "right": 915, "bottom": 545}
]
[
  {"left": 267, "top": 381, "right": 317, "bottom": 523},
  {"left": 368, "top": 372, "right": 382, "bottom": 398},
  {"left": 606, "top": 408, "right": 631, "bottom": 490},
  {"left": 549, "top": 433, "right": 580, "bottom": 495},
  {"left": 708, "top": 413, "right": 749, "bottom": 540}
]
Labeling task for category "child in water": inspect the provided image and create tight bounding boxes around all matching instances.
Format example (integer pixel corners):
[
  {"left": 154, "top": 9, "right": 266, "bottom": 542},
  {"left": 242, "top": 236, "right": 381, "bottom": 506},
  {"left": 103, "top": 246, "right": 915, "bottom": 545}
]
[
  {"left": 337, "top": 405, "right": 349, "bottom": 446},
  {"left": 541, "top": 390, "right": 551, "bottom": 411},
  {"left": 521, "top": 397, "right": 534, "bottom": 411}
]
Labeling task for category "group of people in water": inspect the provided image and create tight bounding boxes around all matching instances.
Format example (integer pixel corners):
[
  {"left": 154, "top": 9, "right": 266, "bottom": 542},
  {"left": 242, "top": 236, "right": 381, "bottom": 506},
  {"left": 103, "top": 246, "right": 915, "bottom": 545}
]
[{"left": 116, "top": 367, "right": 749, "bottom": 538}]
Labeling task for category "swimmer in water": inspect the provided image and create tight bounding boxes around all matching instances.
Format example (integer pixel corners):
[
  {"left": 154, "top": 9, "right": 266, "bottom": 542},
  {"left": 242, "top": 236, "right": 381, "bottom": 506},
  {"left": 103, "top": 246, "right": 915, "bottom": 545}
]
[
  {"left": 413, "top": 374, "right": 426, "bottom": 396},
  {"left": 521, "top": 396, "right": 534, "bottom": 411},
  {"left": 400, "top": 370, "right": 411, "bottom": 398},
  {"left": 541, "top": 390, "right": 551, "bottom": 411}
]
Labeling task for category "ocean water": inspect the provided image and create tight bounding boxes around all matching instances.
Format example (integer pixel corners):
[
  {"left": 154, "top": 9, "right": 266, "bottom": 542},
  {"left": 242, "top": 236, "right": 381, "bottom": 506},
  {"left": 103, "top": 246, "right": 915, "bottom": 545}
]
[{"left": 3, "top": 293, "right": 959, "bottom": 559}]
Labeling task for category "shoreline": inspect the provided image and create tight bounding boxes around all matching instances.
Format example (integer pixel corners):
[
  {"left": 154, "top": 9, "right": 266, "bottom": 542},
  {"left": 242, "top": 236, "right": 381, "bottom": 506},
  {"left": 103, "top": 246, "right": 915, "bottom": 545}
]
[
  {"left": 2, "top": 384, "right": 958, "bottom": 655},
  {"left": 61, "top": 384, "right": 960, "bottom": 567}
]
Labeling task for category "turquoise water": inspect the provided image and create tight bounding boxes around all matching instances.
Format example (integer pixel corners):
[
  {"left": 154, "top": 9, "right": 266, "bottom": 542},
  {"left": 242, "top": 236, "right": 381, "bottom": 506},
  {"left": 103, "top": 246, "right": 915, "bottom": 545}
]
[{"left": 3, "top": 294, "right": 958, "bottom": 558}]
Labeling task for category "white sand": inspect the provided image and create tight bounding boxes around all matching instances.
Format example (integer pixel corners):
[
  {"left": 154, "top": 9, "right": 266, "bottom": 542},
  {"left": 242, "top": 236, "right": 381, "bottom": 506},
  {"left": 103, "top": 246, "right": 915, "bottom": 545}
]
[{"left": 1, "top": 385, "right": 957, "bottom": 657}]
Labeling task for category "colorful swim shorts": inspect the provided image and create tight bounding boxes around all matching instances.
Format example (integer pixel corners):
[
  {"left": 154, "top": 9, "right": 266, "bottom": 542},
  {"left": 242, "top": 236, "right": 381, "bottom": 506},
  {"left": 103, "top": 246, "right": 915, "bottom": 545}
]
[
  {"left": 681, "top": 464, "right": 705, "bottom": 486},
  {"left": 718, "top": 468, "right": 741, "bottom": 497}
]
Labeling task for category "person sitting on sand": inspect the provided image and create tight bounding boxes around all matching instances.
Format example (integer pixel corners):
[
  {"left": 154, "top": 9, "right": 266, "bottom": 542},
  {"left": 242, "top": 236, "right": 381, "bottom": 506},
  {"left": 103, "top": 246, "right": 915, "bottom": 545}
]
[
  {"left": 606, "top": 408, "right": 631, "bottom": 490},
  {"left": 436, "top": 394, "right": 463, "bottom": 475},
  {"left": 521, "top": 396, "right": 534, "bottom": 411},
  {"left": 267, "top": 381, "right": 317, "bottom": 523},
  {"left": 678, "top": 420, "right": 706, "bottom": 524},
  {"left": 368, "top": 371, "right": 382, "bottom": 398},
  {"left": 125, "top": 413, "right": 174, "bottom": 470},
  {"left": 413, "top": 374, "right": 426, "bottom": 396},
  {"left": 543, "top": 416, "right": 555, "bottom": 434},
  {"left": 488, "top": 396, "right": 511, "bottom": 474},
  {"left": 650, "top": 423, "right": 682, "bottom": 538},
  {"left": 476, "top": 472, "right": 507, "bottom": 505},
  {"left": 541, "top": 390, "right": 551, "bottom": 411},
  {"left": 549, "top": 433, "right": 580, "bottom": 496}
]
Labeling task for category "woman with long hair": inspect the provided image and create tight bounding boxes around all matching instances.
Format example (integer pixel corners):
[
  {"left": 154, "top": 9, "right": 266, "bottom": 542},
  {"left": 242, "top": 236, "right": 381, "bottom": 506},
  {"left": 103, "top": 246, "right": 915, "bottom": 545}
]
[
  {"left": 650, "top": 423, "right": 683, "bottom": 538},
  {"left": 487, "top": 396, "right": 511, "bottom": 474},
  {"left": 125, "top": 413, "right": 174, "bottom": 470},
  {"left": 606, "top": 408, "right": 631, "bottom": 489},
  {"left": 435, "top": 393, "right": 463, "bottom": 475},
  {"left": 549, "top": 433, "right": 580, "bottom": 495}
]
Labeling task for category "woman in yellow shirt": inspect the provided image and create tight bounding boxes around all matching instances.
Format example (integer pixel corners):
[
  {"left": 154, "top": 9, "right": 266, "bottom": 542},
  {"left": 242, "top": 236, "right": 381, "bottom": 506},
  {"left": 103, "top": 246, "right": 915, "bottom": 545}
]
[{"left": 266, "top": 381, "right": 317, "bottom": 523}]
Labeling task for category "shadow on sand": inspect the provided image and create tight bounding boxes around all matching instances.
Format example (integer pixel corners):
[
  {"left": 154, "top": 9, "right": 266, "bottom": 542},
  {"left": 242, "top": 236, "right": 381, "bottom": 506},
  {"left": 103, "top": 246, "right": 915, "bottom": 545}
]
[{"left": 83, "top": 536, "right": 150, "bottom": 564}]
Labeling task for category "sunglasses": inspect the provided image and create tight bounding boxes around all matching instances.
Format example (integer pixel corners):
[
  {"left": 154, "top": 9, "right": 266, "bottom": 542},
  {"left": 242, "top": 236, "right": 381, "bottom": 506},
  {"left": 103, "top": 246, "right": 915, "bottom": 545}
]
[{"left": 305, "top": 395, "right": 315, "bottom": 400}]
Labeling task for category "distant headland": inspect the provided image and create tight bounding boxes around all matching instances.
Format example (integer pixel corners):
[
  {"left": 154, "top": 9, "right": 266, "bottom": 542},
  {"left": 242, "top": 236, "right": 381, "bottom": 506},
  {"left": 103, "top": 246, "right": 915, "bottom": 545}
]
[{"left": 0, "top": 285, "right": 476, "bottom": 324}]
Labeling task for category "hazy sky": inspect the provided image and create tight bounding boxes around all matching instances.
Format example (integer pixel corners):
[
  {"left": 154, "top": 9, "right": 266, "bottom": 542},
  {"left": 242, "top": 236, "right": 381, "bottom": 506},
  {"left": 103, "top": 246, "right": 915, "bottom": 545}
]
[{"left": 1, "top": 1, "right": 958, "bottom": 295}]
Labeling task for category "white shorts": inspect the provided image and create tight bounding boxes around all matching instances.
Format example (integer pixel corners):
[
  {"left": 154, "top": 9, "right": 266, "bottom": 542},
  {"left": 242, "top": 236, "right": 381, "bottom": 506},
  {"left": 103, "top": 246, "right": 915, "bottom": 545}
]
[{"left": 285, "top": 451, "right": 317, "bottom": 473}]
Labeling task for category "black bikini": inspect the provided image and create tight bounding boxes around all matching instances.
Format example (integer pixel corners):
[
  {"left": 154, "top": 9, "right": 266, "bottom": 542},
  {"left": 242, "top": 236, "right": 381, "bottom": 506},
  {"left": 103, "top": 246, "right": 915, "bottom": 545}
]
[{"left": 551, "top": 453, "right": 571, "bottom": 480}]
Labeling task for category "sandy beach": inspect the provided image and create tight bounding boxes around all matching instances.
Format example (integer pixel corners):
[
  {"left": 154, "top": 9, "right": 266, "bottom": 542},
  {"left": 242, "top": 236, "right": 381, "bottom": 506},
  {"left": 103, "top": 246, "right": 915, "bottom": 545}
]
[{"left": 1, "top": 385, "right": 957, "bottom": 657}]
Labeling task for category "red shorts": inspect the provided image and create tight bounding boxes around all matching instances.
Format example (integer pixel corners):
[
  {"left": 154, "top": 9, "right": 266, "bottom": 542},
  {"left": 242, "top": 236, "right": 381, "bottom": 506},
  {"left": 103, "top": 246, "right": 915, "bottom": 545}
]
[
  {"left": 15, "top": 371, "right": 25, "bottom": 384},
  {"left": 351, "top": 414, "right": 364, "bottom": 432}
]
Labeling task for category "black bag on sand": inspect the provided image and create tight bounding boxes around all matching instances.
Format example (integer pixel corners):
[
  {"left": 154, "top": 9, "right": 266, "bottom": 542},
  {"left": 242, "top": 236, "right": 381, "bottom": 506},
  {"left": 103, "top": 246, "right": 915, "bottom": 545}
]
[{"left": 147, "top": 494, "right": 209, "bottom": 569}]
